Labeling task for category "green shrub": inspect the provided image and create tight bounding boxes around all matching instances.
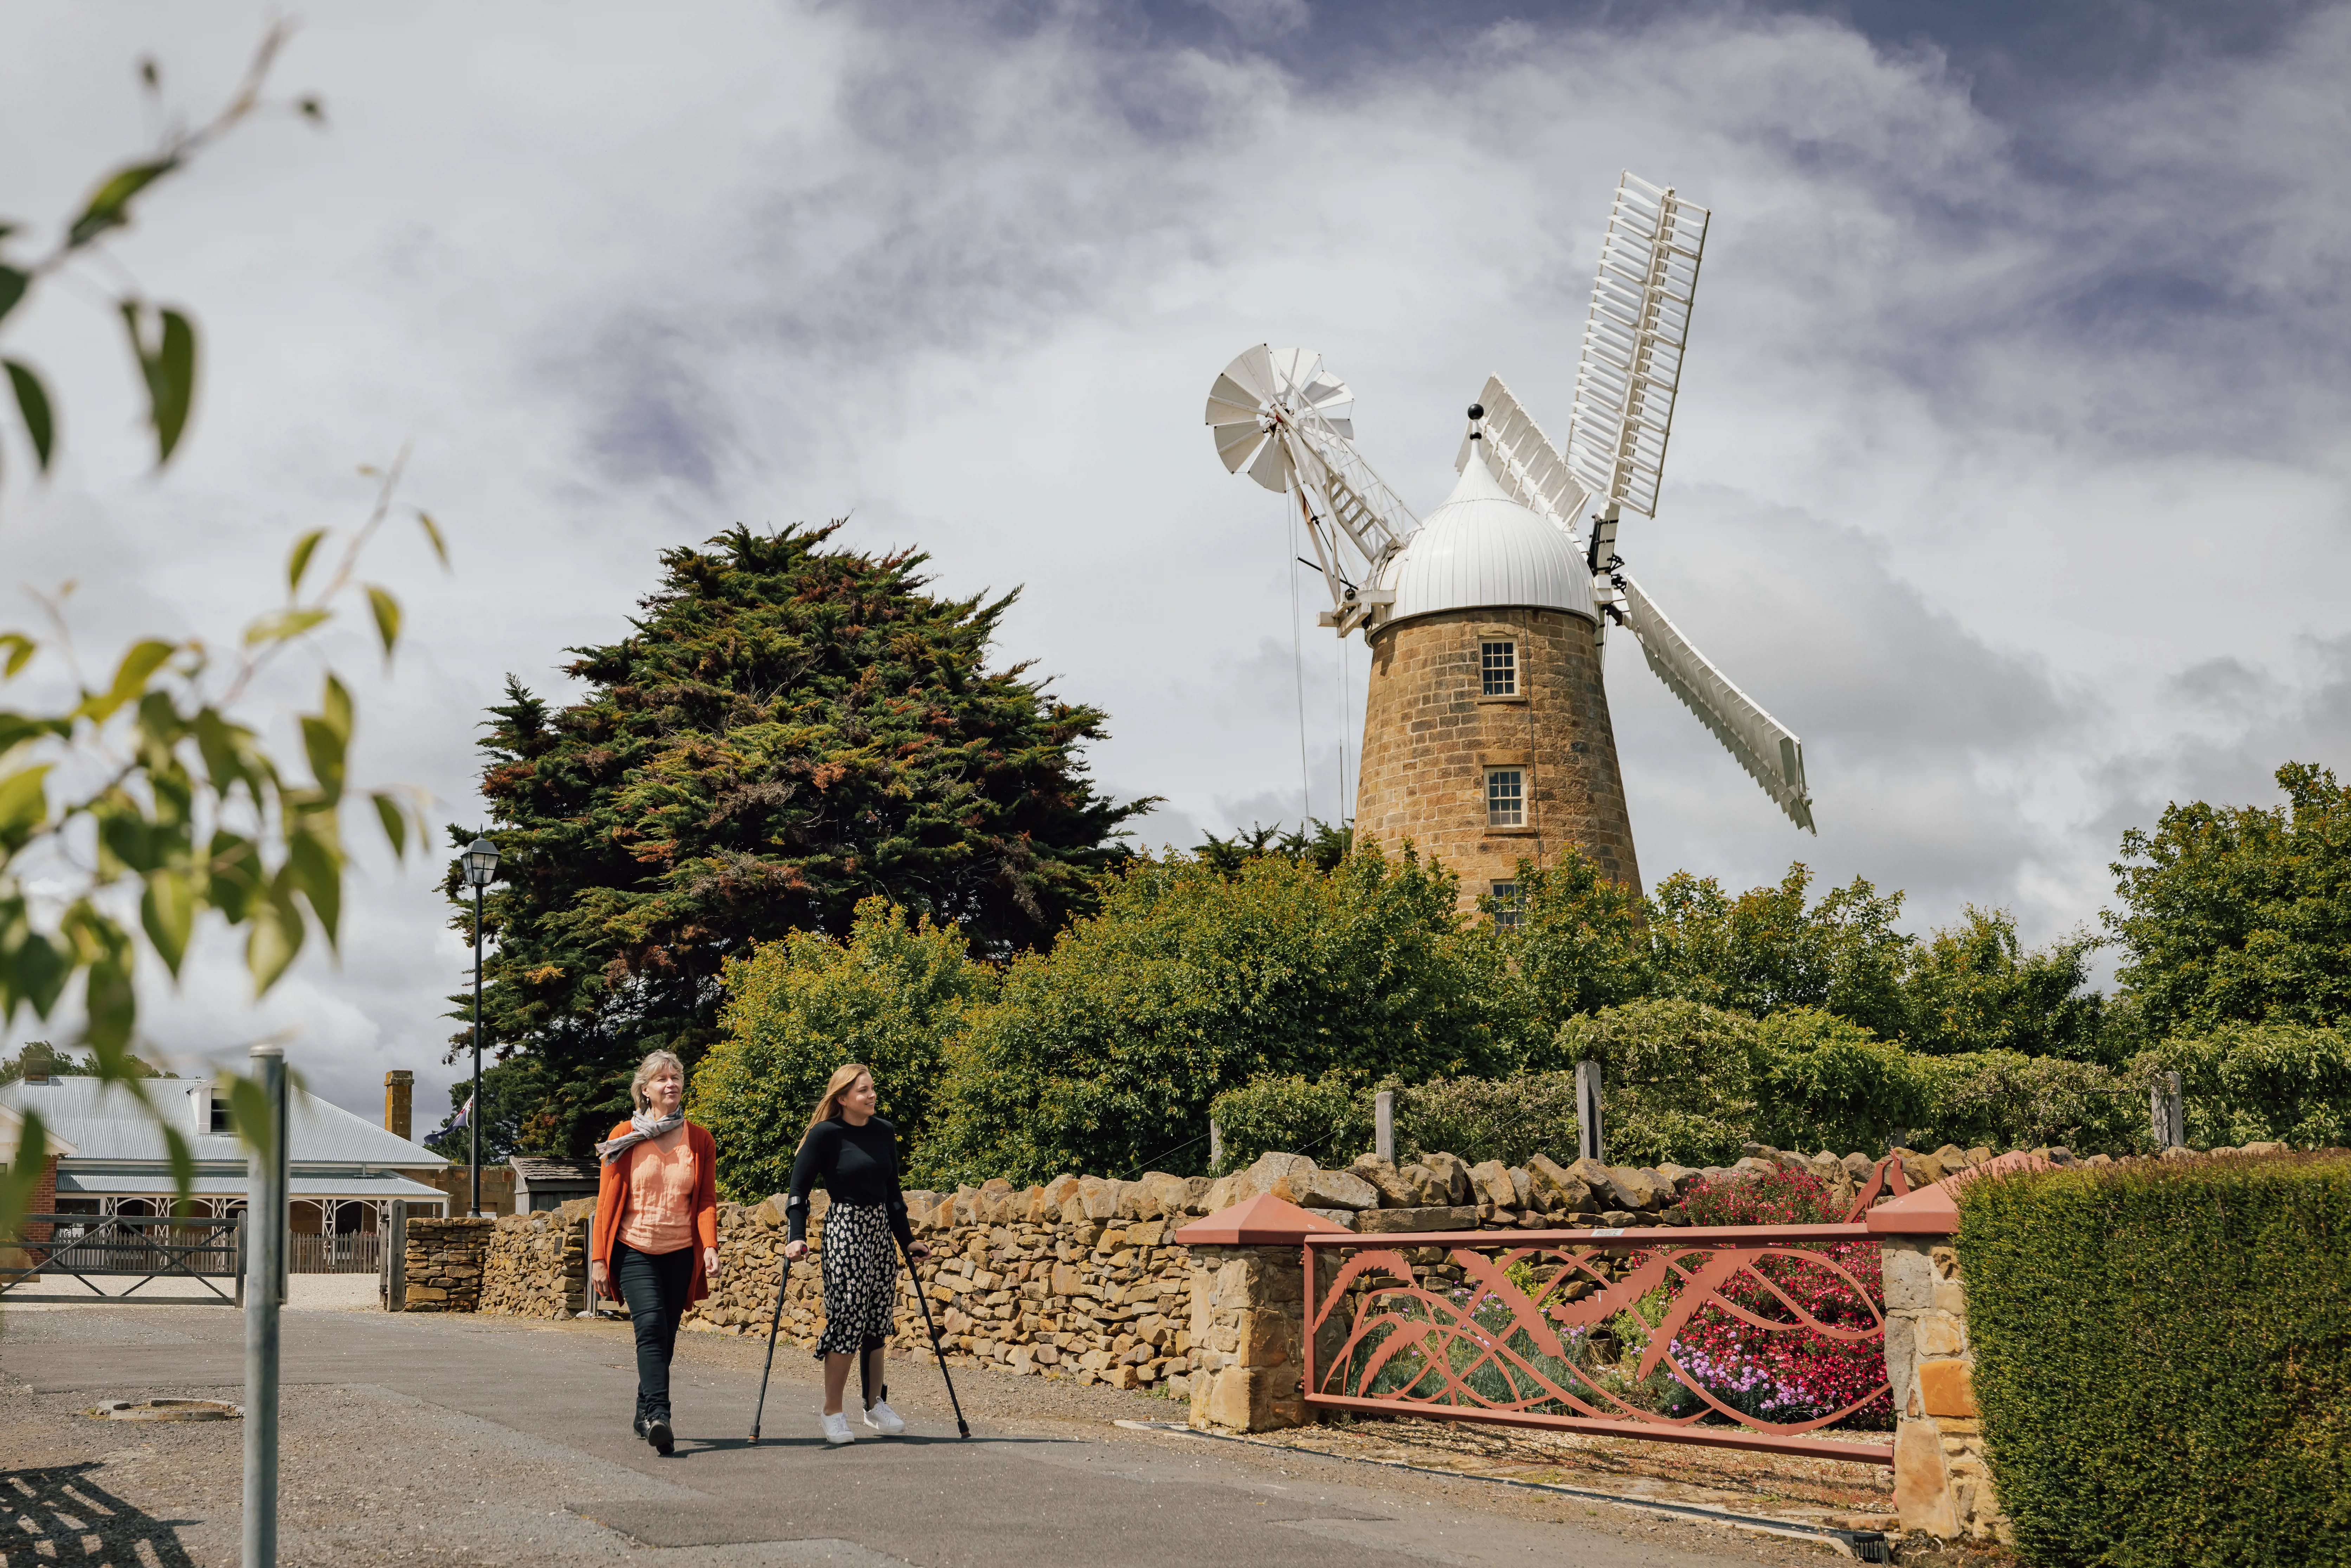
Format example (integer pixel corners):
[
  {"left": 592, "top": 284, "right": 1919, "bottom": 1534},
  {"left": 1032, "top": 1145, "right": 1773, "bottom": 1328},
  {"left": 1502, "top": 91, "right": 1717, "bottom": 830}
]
[
  {"left": 2135, "top": 1023, "right": 2351, "bottom": 1150},
  {"left": 1393, "top": 1071, "right": 1584, "bottom": 1167},
  {"left": 1910, "top": 1051, "right": 2146, "bottom": 1155},
  {"left": 1208, "top": 1071, "right": 1371, "bottom": 1173},
  {"left": 1554, "top": 999, "right": 1762, "bottom": 1166},
  {"left": 926, "top": 843, "right": 1495, "bottom": 1185},
  {"left": 1958, "top": 1153, "right": 2351, "bottom": 1567},
  {"left": 689, "top": 896, "right": 994, "bottom": 1200},
  {"left": 1751, "top": 1008, "right": 1928, "bottom": 1155}
]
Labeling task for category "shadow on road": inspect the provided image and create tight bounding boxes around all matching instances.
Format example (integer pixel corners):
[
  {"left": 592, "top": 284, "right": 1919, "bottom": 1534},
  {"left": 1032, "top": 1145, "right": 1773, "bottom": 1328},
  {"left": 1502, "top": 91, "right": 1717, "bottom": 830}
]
[{"left": 1, "top": 1463, "right": 200, "bottom": 1568}]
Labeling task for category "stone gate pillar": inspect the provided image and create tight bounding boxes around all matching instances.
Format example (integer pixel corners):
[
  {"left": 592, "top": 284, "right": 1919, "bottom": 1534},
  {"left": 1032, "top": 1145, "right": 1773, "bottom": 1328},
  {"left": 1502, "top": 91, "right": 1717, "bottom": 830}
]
[{"left": 1174, "top": 1194, "right": 1348, "bottom": 1434}]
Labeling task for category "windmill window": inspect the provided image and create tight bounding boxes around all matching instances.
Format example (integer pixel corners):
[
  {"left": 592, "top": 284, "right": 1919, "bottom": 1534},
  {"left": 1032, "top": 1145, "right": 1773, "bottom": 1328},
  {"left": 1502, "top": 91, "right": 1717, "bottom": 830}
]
[
  {"left": 1490, "top": 880, "right": 1521, "bottom": 928},
  {"left": 1480, "top": 641, "right": 1517, "bottom": 696},
  {"left": 1486, "top": 768, "right": 1525, "bottom": 828}
]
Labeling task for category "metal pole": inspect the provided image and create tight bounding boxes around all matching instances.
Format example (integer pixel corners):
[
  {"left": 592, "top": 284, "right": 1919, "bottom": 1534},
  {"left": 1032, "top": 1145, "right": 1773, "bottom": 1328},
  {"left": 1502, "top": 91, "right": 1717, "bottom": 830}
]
[
  {"left": 471, "top": 880, "right": 483, "bottom": 1218},
  {"left": 1374, "top": 1090, "right": 1395, "bottom": 1165},
  {"left": 243, "top": 1044, "right": 286, "bottom": 1568}
]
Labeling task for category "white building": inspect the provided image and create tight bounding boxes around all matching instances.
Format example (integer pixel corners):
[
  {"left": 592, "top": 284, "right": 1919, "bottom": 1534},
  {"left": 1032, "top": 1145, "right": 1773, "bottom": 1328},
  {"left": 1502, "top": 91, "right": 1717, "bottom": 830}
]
[{"left": 1, "top": 1070, "right": 450, "bottom": 1243}]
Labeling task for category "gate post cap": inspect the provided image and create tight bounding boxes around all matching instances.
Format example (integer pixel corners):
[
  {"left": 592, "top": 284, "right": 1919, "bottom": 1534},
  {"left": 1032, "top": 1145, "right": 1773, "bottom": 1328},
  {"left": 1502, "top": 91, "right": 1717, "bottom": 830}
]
[
  {"left": 1173, "top": 1192, "right": 1350, "bottom": 1245},
  {"left": 1865, "top": 1149, "right": 2054, "bottom": 1235}
]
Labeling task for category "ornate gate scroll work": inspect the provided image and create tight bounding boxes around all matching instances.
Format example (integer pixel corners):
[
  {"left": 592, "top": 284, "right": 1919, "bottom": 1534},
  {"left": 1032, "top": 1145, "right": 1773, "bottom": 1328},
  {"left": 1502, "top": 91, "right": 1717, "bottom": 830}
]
[{"left": 1303, "top": 1223, "right": 1894, "bottom": 1465}]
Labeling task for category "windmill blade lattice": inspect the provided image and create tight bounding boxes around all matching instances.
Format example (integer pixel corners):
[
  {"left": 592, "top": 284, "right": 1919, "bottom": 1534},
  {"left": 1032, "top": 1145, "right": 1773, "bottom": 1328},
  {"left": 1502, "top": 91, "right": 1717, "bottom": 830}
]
[
  {"left": 1565, "top": 174, "right": 1710, "bottom": 520},
  {"left": 1619, "top": 571, "right": 1815, "bottom": 832},
  {"left": 1457, "top": 374, "right": 1592, "bottom": 545}
]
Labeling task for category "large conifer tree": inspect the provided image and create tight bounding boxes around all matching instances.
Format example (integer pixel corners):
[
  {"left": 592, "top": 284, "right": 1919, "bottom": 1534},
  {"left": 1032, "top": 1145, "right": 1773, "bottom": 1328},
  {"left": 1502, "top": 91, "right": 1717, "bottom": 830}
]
[{"left": 444, "top": 524, "right": 1147, "bottom": 1155}]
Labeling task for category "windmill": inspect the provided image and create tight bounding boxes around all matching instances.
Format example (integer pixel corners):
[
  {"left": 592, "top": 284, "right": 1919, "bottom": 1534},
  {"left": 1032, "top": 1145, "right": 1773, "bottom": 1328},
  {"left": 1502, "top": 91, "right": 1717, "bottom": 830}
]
[{"left": 1203, "top": 173, "right": 1813, "bottom": 910}]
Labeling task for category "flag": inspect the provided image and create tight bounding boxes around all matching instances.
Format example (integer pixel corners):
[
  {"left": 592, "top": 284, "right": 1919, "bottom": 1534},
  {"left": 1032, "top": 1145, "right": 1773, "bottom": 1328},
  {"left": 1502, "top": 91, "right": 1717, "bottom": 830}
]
[{"left": 447, "top": 1093, "right": 474, "bottom": 1131}]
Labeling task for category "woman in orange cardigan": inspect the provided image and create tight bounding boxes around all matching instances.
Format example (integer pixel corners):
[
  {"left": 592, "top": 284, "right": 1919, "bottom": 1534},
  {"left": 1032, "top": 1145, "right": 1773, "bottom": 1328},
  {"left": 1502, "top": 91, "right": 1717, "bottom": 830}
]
[{"left": 590, "top": 1049, "right": 722, "bottom": 1456}]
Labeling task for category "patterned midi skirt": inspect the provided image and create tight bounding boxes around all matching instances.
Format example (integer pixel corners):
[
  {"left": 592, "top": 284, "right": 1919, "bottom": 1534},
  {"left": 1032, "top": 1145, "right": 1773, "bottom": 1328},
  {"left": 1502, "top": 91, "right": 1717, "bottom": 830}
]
[{"left": 814, "top": 1200, "right": 899, "bottom": 1357}]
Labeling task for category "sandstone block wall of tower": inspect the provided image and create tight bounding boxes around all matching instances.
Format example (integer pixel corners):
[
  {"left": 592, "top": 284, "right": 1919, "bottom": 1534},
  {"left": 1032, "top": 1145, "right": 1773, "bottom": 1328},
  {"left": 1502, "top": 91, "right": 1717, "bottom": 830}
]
[{"left": 1355, "top": 606, "right": 1640, "bottom": 912}]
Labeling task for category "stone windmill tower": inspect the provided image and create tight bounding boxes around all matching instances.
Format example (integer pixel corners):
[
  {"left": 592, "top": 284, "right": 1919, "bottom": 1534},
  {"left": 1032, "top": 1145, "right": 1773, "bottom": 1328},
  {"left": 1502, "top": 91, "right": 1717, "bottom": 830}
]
[{"left": 1203, "top": 176, "right": 1814, "bottom": 915}]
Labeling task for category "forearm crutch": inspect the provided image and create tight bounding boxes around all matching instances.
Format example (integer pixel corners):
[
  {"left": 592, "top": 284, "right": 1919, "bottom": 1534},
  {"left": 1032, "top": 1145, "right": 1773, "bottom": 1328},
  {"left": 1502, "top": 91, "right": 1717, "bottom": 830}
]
[
  {"left": 748, "top": 1250, "right": 793, "bottom": 1441},
  {"left": 900, "top": 1235, "right": 970, "bottom": 1438}
]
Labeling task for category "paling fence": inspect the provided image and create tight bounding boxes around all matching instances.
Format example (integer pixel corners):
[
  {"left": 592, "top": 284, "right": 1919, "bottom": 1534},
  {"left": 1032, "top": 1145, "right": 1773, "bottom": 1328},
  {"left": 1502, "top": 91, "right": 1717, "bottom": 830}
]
[
  {"left": 1300, "top": 1159, "right": 1913, "bottom": 1465},
  {"left": 289, "top": 1230, "right": 383, "bottom": 1274}
]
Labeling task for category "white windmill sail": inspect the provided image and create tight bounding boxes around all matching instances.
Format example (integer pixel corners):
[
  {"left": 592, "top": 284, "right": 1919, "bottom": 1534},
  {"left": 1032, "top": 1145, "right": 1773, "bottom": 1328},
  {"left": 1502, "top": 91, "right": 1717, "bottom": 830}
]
[
  {"left": 1457, "top": 374, "right": 1590, "bottom": 545},
  {"left": 1617, "top": 572, "right": 1815, "bottom": 832},
  {"left": 1565, "top": 174, "right": 1709, "bottom": 522},
  {"left": 1456, "top": 370, "right": 1814, "bottom": 829}
]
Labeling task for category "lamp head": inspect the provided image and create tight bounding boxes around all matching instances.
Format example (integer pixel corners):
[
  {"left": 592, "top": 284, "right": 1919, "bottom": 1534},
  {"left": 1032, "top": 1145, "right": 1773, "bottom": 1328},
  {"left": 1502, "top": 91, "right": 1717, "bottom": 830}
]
[{"left": 462, "top": 836, "right": 500, "bottom": 889}]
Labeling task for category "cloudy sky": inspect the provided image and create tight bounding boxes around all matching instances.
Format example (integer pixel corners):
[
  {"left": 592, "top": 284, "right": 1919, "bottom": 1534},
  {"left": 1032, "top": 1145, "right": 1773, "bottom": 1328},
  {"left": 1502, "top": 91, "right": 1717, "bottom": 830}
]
[{"left": 4, "top": 0, "right": 2345, "bottom": 1125}]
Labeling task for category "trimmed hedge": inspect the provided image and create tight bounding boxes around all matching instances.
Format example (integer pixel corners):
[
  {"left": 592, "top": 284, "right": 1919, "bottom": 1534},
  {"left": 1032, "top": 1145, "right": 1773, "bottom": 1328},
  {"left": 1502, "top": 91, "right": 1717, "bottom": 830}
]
[{"left": 1957, "top": 1153, "right": 2351, "bottom": 1567}]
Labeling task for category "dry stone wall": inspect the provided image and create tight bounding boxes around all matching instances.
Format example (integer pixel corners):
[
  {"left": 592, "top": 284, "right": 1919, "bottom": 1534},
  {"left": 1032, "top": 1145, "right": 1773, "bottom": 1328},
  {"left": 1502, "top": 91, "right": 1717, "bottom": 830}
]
[
  {"left": 479, "top": 1200, "right": 592, "bottom": 1318},
  {"left": 400, "top": 1217, "right": 491, "bottom": 1311}
]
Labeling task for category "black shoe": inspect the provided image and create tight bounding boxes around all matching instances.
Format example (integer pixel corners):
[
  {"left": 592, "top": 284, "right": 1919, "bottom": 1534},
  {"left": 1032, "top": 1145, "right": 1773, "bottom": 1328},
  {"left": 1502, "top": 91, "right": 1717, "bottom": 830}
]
[
  {"left": 632, "top": 1414, "right": 648, "bottom": 1440},
  {"left": 646, "top": 1416, "right": 674, "bottom": 1456}
]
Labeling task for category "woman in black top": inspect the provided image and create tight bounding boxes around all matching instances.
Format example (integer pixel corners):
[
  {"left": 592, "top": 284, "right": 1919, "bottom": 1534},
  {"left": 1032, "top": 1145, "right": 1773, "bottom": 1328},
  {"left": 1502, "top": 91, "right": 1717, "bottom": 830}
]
[{"left": 784, "top": 1062, "right": 929, "bottom": 1445}]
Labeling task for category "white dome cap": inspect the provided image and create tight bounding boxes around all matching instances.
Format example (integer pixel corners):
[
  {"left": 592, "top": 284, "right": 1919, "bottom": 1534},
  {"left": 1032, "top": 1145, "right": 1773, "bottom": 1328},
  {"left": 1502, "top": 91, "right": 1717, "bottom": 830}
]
[{"left": 1378, "top": 448, "right": 1596, "bottom": 630}]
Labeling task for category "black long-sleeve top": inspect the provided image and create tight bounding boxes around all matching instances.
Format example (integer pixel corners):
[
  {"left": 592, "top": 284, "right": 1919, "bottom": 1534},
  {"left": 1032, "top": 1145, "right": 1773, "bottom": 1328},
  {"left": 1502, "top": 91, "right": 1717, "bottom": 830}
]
[{"left": 786, "top": 1115, "right": 912, "bottom": 1247}]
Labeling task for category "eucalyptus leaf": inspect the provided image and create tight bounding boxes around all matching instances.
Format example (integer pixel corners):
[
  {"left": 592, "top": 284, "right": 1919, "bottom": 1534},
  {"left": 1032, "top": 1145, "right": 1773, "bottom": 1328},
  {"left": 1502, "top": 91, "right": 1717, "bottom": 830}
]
[
  {"left": 287, "top": 828, "right": 343, "bottom": 947},
  {"left": 69, "top": 159, "right": 178, "bottom": 246},
  {"left": 373, "top": 791, "right": 408, "bottom": 859},
  {"left": 142, "top": 868, "right": 197, "bottom": 975},
  {"left": 241, "top": 607, "right": 330, "bottom": 647},
  {"left": 245, "top": 887, "right": 304, "bottom": 993},
  {"left": 4, "top": 359, "right": 54, "bottom": 471},
  {"left": 365, "top": 585, "right": 401, "bottom": 656},
  {"left": 299, "top": 714, "right": 345, "bottom": 801},
  {"left": 286, "top": 528, "right": 327, "bottom": 594}
]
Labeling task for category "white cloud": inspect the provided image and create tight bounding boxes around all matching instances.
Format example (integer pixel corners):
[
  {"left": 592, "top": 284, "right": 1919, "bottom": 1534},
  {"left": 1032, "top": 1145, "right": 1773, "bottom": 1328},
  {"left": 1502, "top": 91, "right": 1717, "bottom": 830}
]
[{"left": 3, "top": 0, "right": 2345, "bottom": 1120}]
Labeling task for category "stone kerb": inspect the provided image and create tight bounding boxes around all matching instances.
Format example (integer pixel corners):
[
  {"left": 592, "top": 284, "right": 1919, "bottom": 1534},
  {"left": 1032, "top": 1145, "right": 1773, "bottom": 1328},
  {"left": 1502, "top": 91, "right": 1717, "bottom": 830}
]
[{"left": 402, "top": 1216, "right": 492, "bottom": 1311}]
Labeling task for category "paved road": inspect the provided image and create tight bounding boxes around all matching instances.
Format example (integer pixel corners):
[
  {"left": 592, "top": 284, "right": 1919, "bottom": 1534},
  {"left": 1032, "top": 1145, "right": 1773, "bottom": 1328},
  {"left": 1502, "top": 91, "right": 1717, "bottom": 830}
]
[{"left": 3, "top": 1302, "right": 1847, "bottom": 1567}]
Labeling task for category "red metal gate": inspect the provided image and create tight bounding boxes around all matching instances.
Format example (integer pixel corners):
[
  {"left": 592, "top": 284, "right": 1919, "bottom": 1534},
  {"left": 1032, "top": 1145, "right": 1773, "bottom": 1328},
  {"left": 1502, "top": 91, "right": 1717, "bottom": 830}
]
[{"left": 1300, "top": 1160, "right": 1912, "bottom": 1465}]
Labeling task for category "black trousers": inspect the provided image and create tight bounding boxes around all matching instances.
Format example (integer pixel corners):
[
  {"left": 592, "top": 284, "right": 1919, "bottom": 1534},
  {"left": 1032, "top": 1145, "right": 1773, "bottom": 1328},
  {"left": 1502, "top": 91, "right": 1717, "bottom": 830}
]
[{"left": 614, "top": 1240, "right": 694, "bottom": 1423}]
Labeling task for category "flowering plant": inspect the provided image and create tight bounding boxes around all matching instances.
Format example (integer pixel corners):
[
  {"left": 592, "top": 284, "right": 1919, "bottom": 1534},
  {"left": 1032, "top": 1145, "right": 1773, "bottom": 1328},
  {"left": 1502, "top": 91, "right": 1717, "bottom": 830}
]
[{"left": 1665, "top": 1167, "right": 1891, "bottom": 1427}]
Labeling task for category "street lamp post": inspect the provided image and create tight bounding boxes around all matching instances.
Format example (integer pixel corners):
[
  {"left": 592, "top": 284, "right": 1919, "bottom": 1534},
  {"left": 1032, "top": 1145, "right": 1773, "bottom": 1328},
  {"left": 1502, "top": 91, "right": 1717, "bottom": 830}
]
[{"left": 462, "top": 835, "right": 502, "bottom": 1216}]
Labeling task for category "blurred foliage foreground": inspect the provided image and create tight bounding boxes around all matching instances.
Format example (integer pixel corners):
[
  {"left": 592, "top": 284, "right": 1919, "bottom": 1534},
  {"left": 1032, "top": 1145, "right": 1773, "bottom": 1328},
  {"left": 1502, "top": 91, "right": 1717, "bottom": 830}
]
[{"left": 2, "top": 36, "right": 439, "bottom": 1238}]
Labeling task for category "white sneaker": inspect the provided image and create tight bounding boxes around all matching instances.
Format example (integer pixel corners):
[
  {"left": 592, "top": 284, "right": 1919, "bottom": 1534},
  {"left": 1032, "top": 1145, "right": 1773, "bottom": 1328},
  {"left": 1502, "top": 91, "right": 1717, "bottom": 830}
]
[
  {"left": 862, "top": 1401, "right": 906, "bottom": 1436},
  {"left": 821, "top": 1411, "right": 856, "bottom": 1446}
]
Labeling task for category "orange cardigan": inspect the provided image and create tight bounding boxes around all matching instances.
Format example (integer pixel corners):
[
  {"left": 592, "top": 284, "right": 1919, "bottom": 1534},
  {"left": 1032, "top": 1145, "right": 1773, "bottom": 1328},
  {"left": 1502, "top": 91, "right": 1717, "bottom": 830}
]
[{"left": 592, "top": 1121, "right": 719, "bottom": 1304}]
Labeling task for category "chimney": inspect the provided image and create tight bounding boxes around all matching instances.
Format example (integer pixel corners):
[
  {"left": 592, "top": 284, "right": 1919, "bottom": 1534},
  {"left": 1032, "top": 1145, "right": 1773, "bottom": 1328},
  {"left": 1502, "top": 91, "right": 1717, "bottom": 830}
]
[
  {"left": 21, "top": 1042, "right": 53, "bottom": 1083},
  {"left": 385, "top": 1070, "right": 414, "bottom": 1141}
]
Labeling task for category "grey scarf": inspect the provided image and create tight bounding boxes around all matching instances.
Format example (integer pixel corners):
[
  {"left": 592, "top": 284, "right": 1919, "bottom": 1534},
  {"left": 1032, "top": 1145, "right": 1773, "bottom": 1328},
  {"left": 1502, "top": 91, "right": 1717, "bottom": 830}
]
[{"left": 595, "top": 1109, "right": 685, "bottom": 1165}]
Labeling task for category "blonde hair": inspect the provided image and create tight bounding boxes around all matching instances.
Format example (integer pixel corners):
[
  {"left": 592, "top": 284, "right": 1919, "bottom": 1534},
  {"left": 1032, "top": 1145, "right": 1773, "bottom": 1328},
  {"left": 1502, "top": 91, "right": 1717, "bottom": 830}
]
[
  {"left": 631, "top": 1050, "right": 686, "bottom": 1112},
  {"left": 806, "top": 1063, "right": 874, "bottom": 1134}
]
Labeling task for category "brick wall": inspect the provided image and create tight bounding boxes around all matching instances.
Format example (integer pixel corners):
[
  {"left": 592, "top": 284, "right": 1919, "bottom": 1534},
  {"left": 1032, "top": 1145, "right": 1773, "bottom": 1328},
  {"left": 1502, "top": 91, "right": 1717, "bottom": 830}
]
[{"left": 1356, "top": 605, "right": 1640, "bottom": 908}]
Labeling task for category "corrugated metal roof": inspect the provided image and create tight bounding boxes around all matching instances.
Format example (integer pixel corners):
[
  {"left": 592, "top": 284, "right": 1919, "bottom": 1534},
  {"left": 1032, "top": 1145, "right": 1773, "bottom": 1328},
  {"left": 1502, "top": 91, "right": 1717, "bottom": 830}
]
[
  {"left": 56, "top": 1168, "right": 447, "bottom": 1199},
  {"left": 1380, "top": 447, "right": 1596, "bottom": 628},
  {"left": 510, "top": 1157, "right": 598, "bottom": 1186},
  {"left": 0, "top": 1076, "right": 450, "bottom": 1169}
]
